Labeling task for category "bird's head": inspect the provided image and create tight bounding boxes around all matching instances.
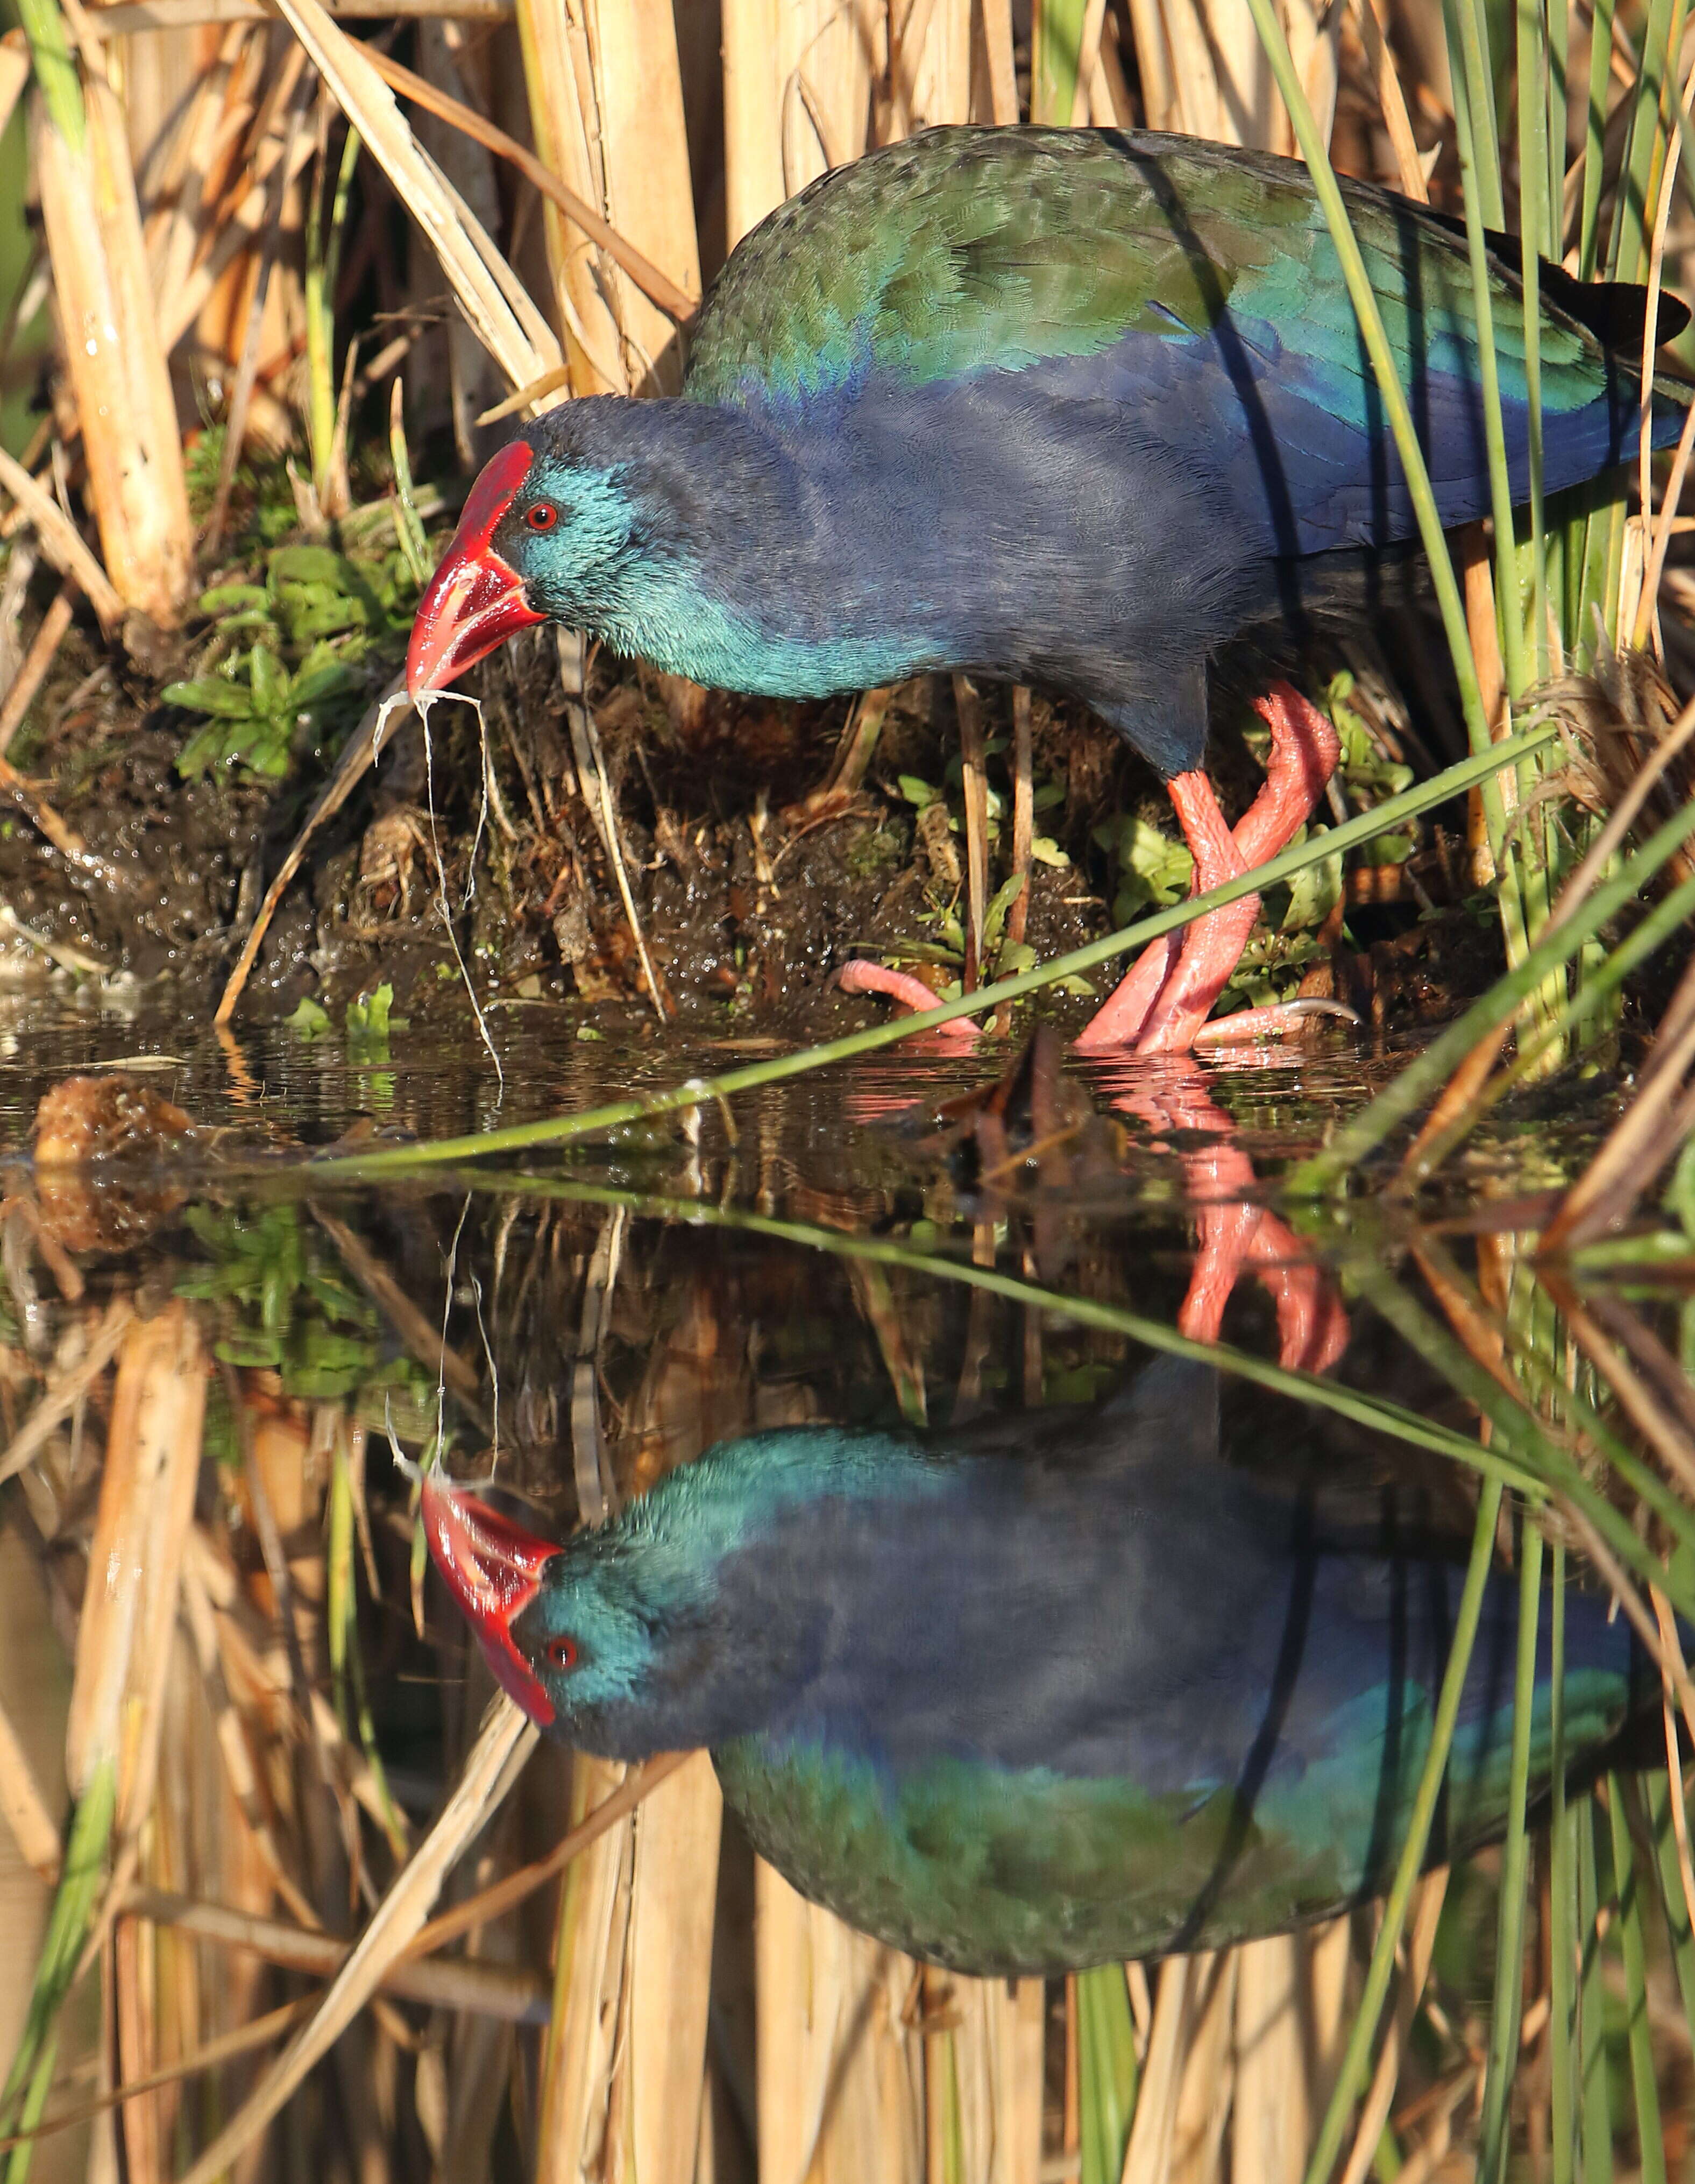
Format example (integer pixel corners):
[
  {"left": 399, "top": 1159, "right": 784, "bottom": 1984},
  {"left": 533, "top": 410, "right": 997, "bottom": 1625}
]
[
  {"left": 421, "top": 1453, "right": 834, "bottom": 1758},
  {"left": 406, "top": 418, "right": 650, "bottom": 704}
]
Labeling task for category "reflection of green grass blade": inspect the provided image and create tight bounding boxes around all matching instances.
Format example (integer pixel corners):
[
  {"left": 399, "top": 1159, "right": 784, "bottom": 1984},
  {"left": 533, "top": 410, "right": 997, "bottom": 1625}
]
[
  {"left": 1550, "top": 1554, "right": 1578, "bottom": 2184},
  {"left": 0, "top": 1757, "right": 115, "bottom": 2184},
  {"left": 1578, "top": 1800, "right": 1613, "bottom": 2184},
  {"left": 1606, "top": 1776, "right": 1668, "bottom": 2184},
  {"left": 456, "top": 1169, "right": 1546, "bottom": 1493},
  {"left": 297, "top": 728, "right": 1561, "bottom": 1183},
  {"left": 1477, "top": 1523, "right": 1543, "bottom": 2184},
  {"left": 1078, "top": 1965, "right": 1138, "bottom": 2184},
  {"left": 1288, "top": 788, "right": 1695, "bottom": 1195},
  {"left": 1300, "top": 1482, "right": 1504, "bottom": 2184}
]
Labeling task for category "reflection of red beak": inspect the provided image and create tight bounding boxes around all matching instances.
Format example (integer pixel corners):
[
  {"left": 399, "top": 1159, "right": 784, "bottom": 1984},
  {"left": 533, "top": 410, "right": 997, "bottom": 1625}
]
[
  {"left": 406, "top": 439, "right": 547, "bottom": 703},
  {"left": 422, "top": 1478, "right": 562, "bottom": 1726}
]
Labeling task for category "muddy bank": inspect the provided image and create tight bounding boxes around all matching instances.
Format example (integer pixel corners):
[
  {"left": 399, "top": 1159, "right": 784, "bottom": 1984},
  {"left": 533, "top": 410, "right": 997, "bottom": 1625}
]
[{"left": 0, "top": 579, "right": 1501, "bottom": 1044}]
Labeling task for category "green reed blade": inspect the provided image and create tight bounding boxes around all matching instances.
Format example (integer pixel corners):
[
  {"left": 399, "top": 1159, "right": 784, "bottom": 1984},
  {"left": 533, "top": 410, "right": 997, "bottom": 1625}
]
[
  {"left": 293, "top": 725, "right": 1559, "bottom": 1184},
  {"left": 1610, "top": 0, "right": 1679, "bottom": 282},
  {"left": 1550, "top": 1550, "right": 1577, "bottom": 2184},
  {"left": 0, "top": 1757, "right": 115, "bottom": 2184},
  {"left": 1301, "top": 1481, "right": 1505, "bottom": 2184},
  {"left": 1477, "top": 1519, "right": 1544, "bottom": 2183},
  {"left": 1032, "top": 0, "right": 1089, "bottom": 124},
  {"left": 1547, "top": 0, "right": 1570, "bottom": 252},
  {"left": 1606, "top": 1776, "right": 1668, "bottom": 2184},
  {"left": 1517, "top": 0, "right": 1552, "bottom": 682},
  {"left": 1243, "top": 0, "right": 1493, "bottom": 767},
  {"left": 1448, "top": 0, "right": 1528, "bottom": 706},
  {"left": 1079, "top": 1964, "right": 1138, "bottom": 2184},
  {"left": 1288, "top": 786, "right": 1695, "bottom": 1194},
  {"left": 1577, "top": 1797, "right": 1613, "bottom": 2184},
  {"left": 1577, "top": 0, "right": 1617, "bottom": 279},
  {"left": 16, "top": 0, "right": 83, "bottom": 156}
]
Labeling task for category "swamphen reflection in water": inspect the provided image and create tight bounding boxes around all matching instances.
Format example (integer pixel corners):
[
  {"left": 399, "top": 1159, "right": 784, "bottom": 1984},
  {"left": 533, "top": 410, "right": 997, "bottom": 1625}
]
[
  {"left": 407, "top": 126, "right": 1690, "bottom": 1054},
  {"left": 427, "top": 1357, "right": 1662, "bottom": 1974}
]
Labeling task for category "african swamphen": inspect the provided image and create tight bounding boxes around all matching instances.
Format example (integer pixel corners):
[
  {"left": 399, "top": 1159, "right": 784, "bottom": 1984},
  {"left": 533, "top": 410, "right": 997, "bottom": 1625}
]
[
  {"left": 425, "top": 1358, "right": 1661, "bottom": 1973},
  {"left": 406, "top": 126, "right": 1691, "bottom": 1053}
]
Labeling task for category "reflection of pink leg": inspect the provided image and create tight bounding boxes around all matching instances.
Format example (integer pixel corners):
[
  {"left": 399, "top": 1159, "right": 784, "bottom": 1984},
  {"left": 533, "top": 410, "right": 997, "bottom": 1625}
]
[
  {"left": 836, "top": 960, "right": 983, "bottom": 1042},
  {"left": 1076, "top": 684, "right": 1341, "bottom": 1057},
  {"left": 1115, "top": 1059, "right": 1349, "bottom": 1375}
]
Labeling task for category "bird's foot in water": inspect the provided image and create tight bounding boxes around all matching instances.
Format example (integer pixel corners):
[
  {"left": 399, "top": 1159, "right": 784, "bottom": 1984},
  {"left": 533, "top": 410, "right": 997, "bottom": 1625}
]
[
  {"left": 1074, "top": 683, "right": 1342, "bottom": 1056},
  {"left": 835, "top": 959, "right": 984, "bottom": 1042}
]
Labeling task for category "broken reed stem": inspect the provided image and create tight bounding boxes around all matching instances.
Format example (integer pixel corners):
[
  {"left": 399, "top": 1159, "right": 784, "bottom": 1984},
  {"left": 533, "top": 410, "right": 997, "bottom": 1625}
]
[
  {"left": 0, "top": 584, "right": 74, "bottom": 757},
  {"left": 119, "top": 1892, "right": 550, "bottom": 2020}
]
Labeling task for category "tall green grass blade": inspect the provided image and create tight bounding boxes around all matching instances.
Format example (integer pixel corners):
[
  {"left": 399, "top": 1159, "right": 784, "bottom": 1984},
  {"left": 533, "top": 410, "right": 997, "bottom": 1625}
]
[
  {"left": 1517, "top": 0, "right": 1552, "bottom": 683},
  {"left": 1079, "top": 1964, "right": 1138, "bottom": 2184},
  {"left": 293, "top": 724, "right": 1558, "bottom": 1183},
  {"left": 1577, "top": 1798, "right": 1613, "bottom": 2184},
  {"left": 1606, "top": 1776, "right": 1668, "bottom": 2184},
  {"left": 1476, "top": 1520, "right": 1543, "bottom": 2183},
  {"left": 1547, "top": 0, "right": 1570, "bottom": 250},
  {"left": 1577, "top": 0, "right": 1616, "bottom": 279},
  {"left": 1444, "top": 0, "right": 1507, "bottom": 225},
  {"left": 1611, "top": 0, "right": 1679, "bottom": 281},
  {"left": 16, "top": 0, "right": 83, "bottom": 155},
  {"left": 0, "top": 1756, "right": 115, "bottom": 2184},
  {"left": 1032, "top": 0, "right": 1089, "bottom": 123},
  {"left": 1244, "top": 0, "right": 1494, "bottom": 767},
  {"left": 305, "top": 121, "right": 361, "bottom": 504},
  {"left": 1549, "top": 1551, "right": 1578, "bottom": 2184},
  {"left": 1300, "top": 1481, "right": 1505, "bottom": 2184}
]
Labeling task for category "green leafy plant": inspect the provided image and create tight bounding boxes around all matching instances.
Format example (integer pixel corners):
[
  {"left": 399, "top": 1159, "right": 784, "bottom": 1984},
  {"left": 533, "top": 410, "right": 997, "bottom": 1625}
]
[{"left": 165, "top": 538, "right": 420, "bottom": 780}]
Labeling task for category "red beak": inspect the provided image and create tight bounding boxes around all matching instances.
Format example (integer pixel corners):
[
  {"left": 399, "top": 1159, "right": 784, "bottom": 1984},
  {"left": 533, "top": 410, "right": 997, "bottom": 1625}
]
[
  {"left": 422, "top": 1477, "right": 562, "bottom": 1726},
  {"left": 406, "top": 440, "right": 547, "bottom": 703}
]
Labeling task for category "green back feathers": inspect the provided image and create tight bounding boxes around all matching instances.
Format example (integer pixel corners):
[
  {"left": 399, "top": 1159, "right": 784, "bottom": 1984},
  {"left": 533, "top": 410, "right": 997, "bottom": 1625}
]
[{"left": 683, "top": 128, "right": 1616, "bottom": 427}]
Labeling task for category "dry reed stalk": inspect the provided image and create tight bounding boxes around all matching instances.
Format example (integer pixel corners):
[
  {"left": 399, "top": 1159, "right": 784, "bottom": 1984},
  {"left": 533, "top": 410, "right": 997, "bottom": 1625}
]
[
  {"left": 0, "top": 447, "right": 123, "bottom": 633},
  {"left": 754, "top": 1861, "right": 924, "bottom": 2184},
  {"left": 32, "top": 77, "right": 192, "bottom": 626},
  {"left": 271, "top": 0, "right": 562, "bottom": 394},
  {"left": 954, "top": 675, "right": 990, "bottom": 989},
  {"left": 172, "top": 1693, "right": 538, "bottom": 2184},
  {"left": 120, "top": 1888, "right": 553, "bottom": 2018},
  {"left": 566, "top": 0, "right": 699, "bottom": 392},
  {"left": 1120, "top": 1955, "right": 1194, "bottom": 2184},
  {"left": 905, "top": 0, "right": 973, "bottom": 126},
  {"left": 0, "top": 585, "right": 75, "bottom": 758},
  {"left": 1336, "top": 1874, "right": 1448, "bottom": 2184},
  {"left": 1230, "top": 1923, "right": 1348, "bottom": 2184},
  {"left": 613, "top": 1751, "right": 722, "bottom": 2183},
  {"left": 0, "top": 32, "right": 29, "bottom": 137},
  {"left": 0, "top": 1694, "right": 61, "bottom": 1885},
  {"left": 977, "top": 0, "right": 1020, "bottom": 122},
  {"left": 1168, "top": 1952, "right": 1238, "bottom": 2183},
  {"left": 928, "top": 1973, "right": 1045, "bottom": 2184},
  {"left": 724, "top": 0, "right": 881, "bottom": 248},
  {"left": 0, "top": 1295, "right": 132, "bottom": 1489},
  {"left": 65, "top": 1303, "right": 206, "bottom": 1833}
]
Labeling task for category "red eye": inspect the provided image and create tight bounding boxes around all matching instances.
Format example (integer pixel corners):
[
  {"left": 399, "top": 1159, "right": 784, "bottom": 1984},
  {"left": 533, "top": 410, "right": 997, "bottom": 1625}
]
[
  {"left": 545, "top": 1635, "right": 578, "bottom": 1671},
  {"left": 526, "top": 502, "right": 559, "bottom": 532}
]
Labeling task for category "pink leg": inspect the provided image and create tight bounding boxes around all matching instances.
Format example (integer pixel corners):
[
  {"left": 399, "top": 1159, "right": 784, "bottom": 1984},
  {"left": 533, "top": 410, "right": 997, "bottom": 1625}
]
[
  {"left": 1075, "top": 684, "right": 1342, "bottom": 1057},
  {"left": 836, "top": 959, "right": 983, "bottom": 1042}
]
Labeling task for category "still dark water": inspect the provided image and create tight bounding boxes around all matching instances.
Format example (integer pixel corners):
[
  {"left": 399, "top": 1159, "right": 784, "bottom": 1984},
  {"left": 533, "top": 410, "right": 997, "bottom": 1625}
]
[{"left": 0, "top": 1000, "right": 1681, "bottom": 2184}]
